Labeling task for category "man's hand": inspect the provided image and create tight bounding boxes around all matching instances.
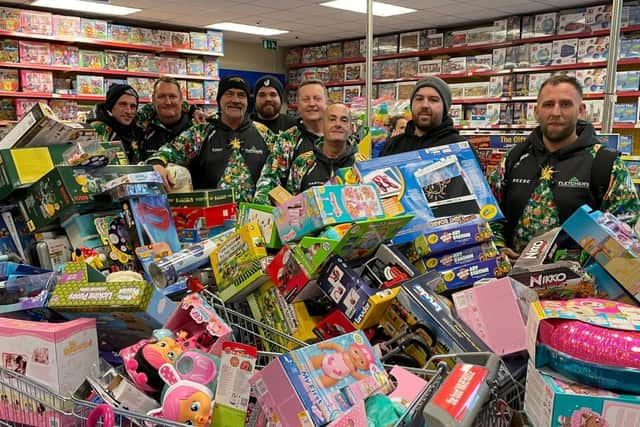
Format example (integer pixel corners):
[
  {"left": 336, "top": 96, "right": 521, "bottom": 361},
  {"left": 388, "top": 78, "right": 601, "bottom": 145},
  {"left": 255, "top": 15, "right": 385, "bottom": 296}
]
[
  {"left": 500, "top": 247, "right": 520, "bottom": 262},
  {"left": 192, "top": 109, "right": 208, "bottom": 125},
  {"left": 153, "top": 164, "right": 174, "bottom": 191}
]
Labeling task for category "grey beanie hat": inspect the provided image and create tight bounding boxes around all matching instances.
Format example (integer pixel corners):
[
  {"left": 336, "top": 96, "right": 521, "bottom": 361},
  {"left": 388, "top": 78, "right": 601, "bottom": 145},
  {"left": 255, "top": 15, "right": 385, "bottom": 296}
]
[{"left": 410, "top": 76, "right": 452, "bottom": 116}]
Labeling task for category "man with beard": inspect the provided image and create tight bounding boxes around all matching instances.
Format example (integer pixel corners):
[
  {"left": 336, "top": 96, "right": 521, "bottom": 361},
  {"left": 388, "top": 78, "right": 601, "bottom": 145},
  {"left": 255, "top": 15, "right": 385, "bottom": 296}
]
[
  {"left": 253, "top": 79, "right": 330, "bottom": 204},
  {"left": 380, "top": 76, "right": 465, "bottom": 156},
  {"left": 88, "top": 84, "right": 142, "bottom": 163},
  {"left": 148, "top": 76, "right": 277, "bottom": 202},
  {"left": 489, "top": 75, "right": 639, "bottom": 258},
  {"left": 137, "top": 76, "right": 206, "bottom": 161},
  {"left": 250, "top": 75, "right": 296, "bottom": 134},
  {"left": 255, "top": 103, "right": 360, "bottom": 198}
]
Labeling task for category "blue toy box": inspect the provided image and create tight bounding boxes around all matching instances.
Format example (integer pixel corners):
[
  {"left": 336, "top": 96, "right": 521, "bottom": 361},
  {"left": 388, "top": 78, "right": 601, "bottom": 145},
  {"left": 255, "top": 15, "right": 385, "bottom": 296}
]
[
  {"left": 249, "top": 331, "right": 390, "bottom": 426},
  {"left": 354, "top": 142, "right": 503, "bottom": 245},
  {"left": 274, "top": 184, "right": 385, "bottom": 243}
]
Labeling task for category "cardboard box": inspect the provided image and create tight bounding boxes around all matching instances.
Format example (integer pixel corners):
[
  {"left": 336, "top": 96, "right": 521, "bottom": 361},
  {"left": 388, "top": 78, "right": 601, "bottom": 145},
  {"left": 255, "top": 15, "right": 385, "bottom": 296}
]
[
  {"left": 0, "top": 103, "right": 94, "bottom": 149},
  {"left": 274, "top": 184, "right": 385, "bottom": 243},
  {"left": 166, "top": 189, "right": 235, "bottom": 207},
  {"left": 563, "top": 205, "right": 640, "bottom": 302},
  {"left": 525, "top": 363, "right": 640, "bottom": 427},
  {"left": 0, "top": 317, "right": 98, "bottom": 395},
  {"left": 237, "top": 203, "right": 281, "bottom": 249},
  {"left": 19, "top": 165, "right": 152, "bottom": 231},
  {"left": 0, "top": 142, "right": 127, "bottom": 201}
]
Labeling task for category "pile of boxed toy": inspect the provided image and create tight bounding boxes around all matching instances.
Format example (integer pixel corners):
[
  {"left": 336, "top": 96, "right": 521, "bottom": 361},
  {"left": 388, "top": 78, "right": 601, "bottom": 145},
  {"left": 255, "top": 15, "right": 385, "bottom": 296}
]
[{"left": 1, "top": 103, "right": 640, "bottom": 427}]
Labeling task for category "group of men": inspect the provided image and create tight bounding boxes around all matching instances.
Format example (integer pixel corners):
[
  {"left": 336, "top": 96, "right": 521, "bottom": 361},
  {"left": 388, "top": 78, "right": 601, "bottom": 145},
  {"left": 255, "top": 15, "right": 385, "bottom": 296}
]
[{"left": 91, "top": 72, "right": 640, "bottom": 256}]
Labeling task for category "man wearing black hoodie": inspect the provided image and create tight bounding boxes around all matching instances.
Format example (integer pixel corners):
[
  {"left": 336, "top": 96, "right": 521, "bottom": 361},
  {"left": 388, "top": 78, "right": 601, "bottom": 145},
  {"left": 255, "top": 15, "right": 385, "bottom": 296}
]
[
  {"left": 88, "top": 84, "right": 142, "bottom": 163},
  {"left": 489, "top": 75, "right": 639, "bottom": 257},
  {"left": 148, "top": 76, "right": 277, "bottom": 202},
  {"left": 254, "top": 103, "right": 359, "bottom": 202},
  {"left": 250, "top": 75, "right": 297, "bottom": 134},
  {"left": 380, "top": 76, "right": 465, "bottom": 156}
]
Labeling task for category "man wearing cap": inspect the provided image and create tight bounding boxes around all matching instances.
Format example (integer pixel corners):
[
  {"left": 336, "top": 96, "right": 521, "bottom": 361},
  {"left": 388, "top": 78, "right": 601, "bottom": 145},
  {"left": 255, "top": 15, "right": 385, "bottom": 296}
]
[
  {"left": 147, "top": 76, "right": 277, "bottom": 202},
  {"left": 250, "top": 75, "right": 296, "bottom": 134},
  {"left": 88, "top": 83, "right": 142, "bottom": 163},
  {"left": 136, "top": 76, "right": 207, "bottom": 161},
  {"left": 380, "top": 76, "right": 465, "bottom": 156}
]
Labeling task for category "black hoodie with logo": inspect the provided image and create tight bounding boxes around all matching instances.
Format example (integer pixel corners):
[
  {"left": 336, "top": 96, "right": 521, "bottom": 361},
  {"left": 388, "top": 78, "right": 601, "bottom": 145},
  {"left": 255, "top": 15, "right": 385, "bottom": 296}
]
[
  {"left": 380, "top": 116, "right": 466, "bottom": 156},
  {"left": 296, "top": 140, "right": 359, "bottom": 193}
]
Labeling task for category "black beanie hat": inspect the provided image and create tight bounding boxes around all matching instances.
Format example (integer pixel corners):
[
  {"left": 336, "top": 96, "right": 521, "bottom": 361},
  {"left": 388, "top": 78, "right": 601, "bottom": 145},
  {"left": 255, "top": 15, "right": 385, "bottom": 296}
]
[
  {"left": 217, "top": 75, "right": 251, "bottom": 106},
  {"left": 254, "top": 75, "right": 284, "bottom": 102},
  {"left": 105, "top": 84, "right": 139, "bottom": 112}
]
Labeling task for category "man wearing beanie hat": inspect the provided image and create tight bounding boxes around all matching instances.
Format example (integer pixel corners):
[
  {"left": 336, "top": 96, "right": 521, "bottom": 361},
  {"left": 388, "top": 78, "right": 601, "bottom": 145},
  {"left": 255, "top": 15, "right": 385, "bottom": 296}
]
[
  {"left": 88, "top": 83, "right": 143, "bottom": 163},
  {"left": 148, "top": 76, "right": 278, "bottom": 202},
  {"left": 250, "top": 75, "right": 296, "bottom": 134},
  {"left": 380, "top": 76, "right": 465, "bottom": 156}
]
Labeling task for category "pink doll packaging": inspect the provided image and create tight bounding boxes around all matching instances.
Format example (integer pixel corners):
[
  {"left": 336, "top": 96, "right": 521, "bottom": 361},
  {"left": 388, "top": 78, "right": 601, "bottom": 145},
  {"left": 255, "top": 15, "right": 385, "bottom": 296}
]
[{"left": 250, "top": 331, "right": 390, "bottom": 426}]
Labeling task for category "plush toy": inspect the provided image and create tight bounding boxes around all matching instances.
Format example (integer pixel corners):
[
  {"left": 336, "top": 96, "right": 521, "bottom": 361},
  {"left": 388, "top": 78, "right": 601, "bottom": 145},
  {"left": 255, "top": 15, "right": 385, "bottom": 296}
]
[
  {"left": 147, "top": 351, "right": 216, "bottom": 427},
  {"left": 308, "top": 341, "right": 375, "bottom": 388}
]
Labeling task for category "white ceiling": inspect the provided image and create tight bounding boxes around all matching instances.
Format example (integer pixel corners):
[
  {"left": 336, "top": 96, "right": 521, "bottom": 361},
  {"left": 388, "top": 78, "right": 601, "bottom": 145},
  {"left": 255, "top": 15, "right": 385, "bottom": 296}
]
[{"left": 2, "top": 0, "right": 599, "bottom": 46}]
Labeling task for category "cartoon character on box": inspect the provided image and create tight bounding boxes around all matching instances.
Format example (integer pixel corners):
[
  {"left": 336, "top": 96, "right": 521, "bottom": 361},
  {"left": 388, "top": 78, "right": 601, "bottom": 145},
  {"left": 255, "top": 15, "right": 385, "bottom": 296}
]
[
  {"left": 558, "top": 408, "right": 607, "bottom": 427},
  {"left": 148, "top": 353, "right": 215, "bottom": 427},
  {"left": 308, "top": 341, "right": 375, "bottom": 388}
]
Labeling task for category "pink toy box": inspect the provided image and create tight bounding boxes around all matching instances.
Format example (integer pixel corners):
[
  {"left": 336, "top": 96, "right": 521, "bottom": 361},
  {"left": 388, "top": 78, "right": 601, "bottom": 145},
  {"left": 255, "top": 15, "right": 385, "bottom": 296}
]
[
  {"left": 274, "top": 184, "right": 385, "bottom": 243},
  {"left": 0, "top": 318, "right": 98, "bottom": 395},
  {"left": 250, "top": 331, "right": 390, "bottom": 426}
]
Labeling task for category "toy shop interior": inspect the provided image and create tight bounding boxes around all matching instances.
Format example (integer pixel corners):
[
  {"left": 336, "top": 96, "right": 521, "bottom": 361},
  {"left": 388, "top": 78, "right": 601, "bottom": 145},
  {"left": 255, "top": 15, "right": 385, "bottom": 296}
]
[{"left": 1, "top": 0, "right": 640, "bottom": 426}]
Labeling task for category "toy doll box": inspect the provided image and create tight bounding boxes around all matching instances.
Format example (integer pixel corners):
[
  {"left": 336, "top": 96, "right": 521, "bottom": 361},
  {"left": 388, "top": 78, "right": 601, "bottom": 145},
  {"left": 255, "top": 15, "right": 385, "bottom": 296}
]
[
  {"left": 0, "top": 317, "right": 98, "bottom": 395},
  {"left": 47, "top": 261, "right": 177, "bottom": 350},
  {"left": 250, "top": 331, "right": 390, "bottom": 426},
  {"left": 0, "top": 142, "right": 126, "bottom": 201},
  {"left": 562, "top": 204, "right": 640, "bottom": 302},
  {"left": 396, "top": 274, "right": 490, "bottom": 354},
  {"left": 0, "top": 102, "right": 95, "bottom": 150},
  {"left": 274, "top": 184, "right": 385, "bottom": 243},
  {"left": 318, "top": 255, "right": 400, "bottom": 330},
  {"left": 237, "top": 202, "right": 281, "bottom": 249},
  {"left": 19, "top": 164, "right": 152, "bottom": 231},
  {"left": 164, "top": 293, "right": 233, "bottom": 357},
  {"left": 354, "top": 141, "right": 503, "bottom": 245},
  {"left": 524, "top": 363, "right": 640, "bottom": 427}
]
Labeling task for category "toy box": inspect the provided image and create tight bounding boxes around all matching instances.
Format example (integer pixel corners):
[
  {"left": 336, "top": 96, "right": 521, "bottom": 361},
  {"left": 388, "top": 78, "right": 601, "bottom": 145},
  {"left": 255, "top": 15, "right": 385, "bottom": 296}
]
[
  {"left": 466, "top": 26, "right": 494, "bottom": 46},
  {"left": 558, "top": 11, "right": 587, "bottom": 34},
  {"left": 355, "top": 142, "right": 503, "bottom": 245},
  {"left": 48, "top": 261, "right": 178, "bottom": 351},
  {"left": 563, "top": 205, "right": 640, "bottom": 302},
  {"left": 453, "top": 277, "right": 531, "bottom": 355},
  {"left": 0, "top": 7, "right": 21, "bottom": 32},
  {"left": 614, "top": 103, "right": 637, "bottom": 123},
  {"left": 250, "top": 331, "right": 390, "bottom": 426},
  {"left": 51, "top": 44, "right": 79, "bottom": 67},
  {"left": 190, "top": 32, "right": 207, "bottom": 50},
  {"left": 417, "top": 59, "right": 442, "bottom": 77},
  {"left": 209, "top": 222, "right": 269, "bottom": 302},
  {"left": 20, "top": 10, "right": 52, "bottom": 35},
  {"left": 528, "top": 73, "right": 552, "bottom": 96},
  {"left": 20, "top": 70, "right": 53, "bottom": 94},
  {"left": 576, "top": 68, "right": 606, "bottom": 94},
  {"left": 0, "top": 317, "right": 97, "bottom": 395},
  {"left": 80, "top": 18, "right": 107, "bottom": 39},
  {"left": 104, "top": 50, "right": 128, "bottom": 71},
  {"left": 171, "top": 31, "right": 190, "bottom": 49},
  {"left": 445, "top": 30, "right": 468, "bottom": 48},
  {"left": 525, "top": 363, "right": 640, "bottom": 427},
  {"left": 52, "top": 15, "right": 80, "bottom": 38},
  {"left": 127, "top": 77, "right": 153, "bottom": 99},
  {"left": 466, "top": 54, "right": 492, "bottom": 72},
  {"left": 121, "top": 194, "right": 181, "bottom": 252},
  {"left": 535, "top": 12, "right": 557, "bottom": 36},
  {"left": 586, "top": 4, "right": 613, "bottom": 31},
  {"left": 616, "top": 71, "right": 640, "bottom": 92},
  {"left": 444, "top": 57, "right": 466, "bottom": 74},
  {"left": 19, "top": 164, "right": 152, "bottom": 231},
  {"left": 108, "top": 23, "right": 130, "bottom": 43},
  {"left": 492, "top": 47, "right": 506, "bottom": 70},
  {"left": 18, "top": 40, "right": 51, "bottom": 64},
  {"left": 505, "top": 44, "right": 530, "bottom": 68},
  {"left": 0, "top": 39, "right": 18, "bottom": 63},
  {"left": 205, "top": 30, "right": 223, "bottom": 54},
  {"left": 76, "top": 75, "right": 104, "bottom": 95},
  {"left": 237, "top": 203, "right": 280, "bottom": 249},
  {"left": 274, "top": 184, "right": 384, "bottom": 243},
  {"left": 584, "top": 99, "right": 604, "bottom": 124},
  {"left": 187, "top": 81, "right": 204, "bottom": 100},
  {"left": 187, "top": 57, "right": 204, "bottom": 76},
  {"left": 204, "top": 57, "right": 219, "bottom": 78},
  {"left": 416, "top": 240, "right": 499, "bottom": 273},
  {"left": 424, "top": 254, "right": 511, "bottom": 293},
  {"left": 577, "top": 36, "right": 609, "bottom": 63},
  {"left": 529, "top": 43, "right": 553, "bottom": 67},
  {"left": 552, "top": 38, "right": 578, "bottom": 65},
  {"left": 0, "top": 69, "right": 18, "bottom": 92}
]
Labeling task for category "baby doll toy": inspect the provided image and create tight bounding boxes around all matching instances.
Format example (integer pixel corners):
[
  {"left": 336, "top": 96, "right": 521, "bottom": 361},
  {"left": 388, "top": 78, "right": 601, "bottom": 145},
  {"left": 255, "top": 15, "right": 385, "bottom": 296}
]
[
  {"left": 308, "top": 341, "right": 375, "bottom": 388},
  {"left": 147, "top": 350, "right": 217, "bottom": 427}
]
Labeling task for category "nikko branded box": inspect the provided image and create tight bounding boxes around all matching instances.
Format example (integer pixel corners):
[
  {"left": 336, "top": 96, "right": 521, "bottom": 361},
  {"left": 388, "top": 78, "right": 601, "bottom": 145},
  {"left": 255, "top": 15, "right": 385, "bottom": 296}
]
[
  {"left": 274, "top": 184, "right": 385, "bottom": 243},
  {"left": 19, "top": 165, "right": 152, "bottom": 231},
  {"left": 0, "top": 142, "right": 127, "bottom": 201},
  {"left": 354, "top": 142, "right": 503, "bottom": 245}
]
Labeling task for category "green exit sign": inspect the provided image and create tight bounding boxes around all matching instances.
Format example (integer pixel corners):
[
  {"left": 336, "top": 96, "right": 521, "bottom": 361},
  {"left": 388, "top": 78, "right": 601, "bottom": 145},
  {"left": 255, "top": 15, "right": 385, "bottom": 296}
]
[{"left": 263, "top": 39, "right": 278, "bottom": 50}]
